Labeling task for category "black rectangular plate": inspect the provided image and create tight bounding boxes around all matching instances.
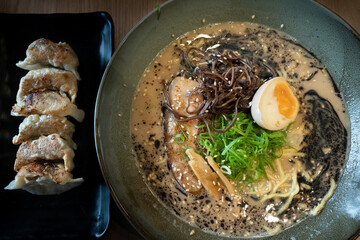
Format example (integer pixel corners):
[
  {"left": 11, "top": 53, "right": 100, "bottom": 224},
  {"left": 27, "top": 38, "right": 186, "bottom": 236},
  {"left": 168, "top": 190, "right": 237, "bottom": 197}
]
[{"left": 0, "top": 12, "right": 112, "bottom": 239}]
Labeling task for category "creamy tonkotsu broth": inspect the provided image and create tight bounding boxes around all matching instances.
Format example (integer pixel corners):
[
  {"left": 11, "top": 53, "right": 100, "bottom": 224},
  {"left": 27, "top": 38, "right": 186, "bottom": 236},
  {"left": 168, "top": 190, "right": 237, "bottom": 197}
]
[{"left": 130, "top": 22, "right": 348, "bottom": 237}]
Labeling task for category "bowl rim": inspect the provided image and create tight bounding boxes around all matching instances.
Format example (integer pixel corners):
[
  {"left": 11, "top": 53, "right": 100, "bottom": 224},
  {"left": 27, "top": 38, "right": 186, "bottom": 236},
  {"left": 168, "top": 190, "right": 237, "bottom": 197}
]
[
  {"left": 94, "top": 1, "right": 175, "bottom": 238},
  {"left": 94, "top": 0, "right": 360, "bottom": 239}
]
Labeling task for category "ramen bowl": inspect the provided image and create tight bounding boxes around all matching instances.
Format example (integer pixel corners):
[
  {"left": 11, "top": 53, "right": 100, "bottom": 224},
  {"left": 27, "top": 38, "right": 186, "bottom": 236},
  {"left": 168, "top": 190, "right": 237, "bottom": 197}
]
[{"left": 95, "top": 0, "right": 360, "bottom": 239}]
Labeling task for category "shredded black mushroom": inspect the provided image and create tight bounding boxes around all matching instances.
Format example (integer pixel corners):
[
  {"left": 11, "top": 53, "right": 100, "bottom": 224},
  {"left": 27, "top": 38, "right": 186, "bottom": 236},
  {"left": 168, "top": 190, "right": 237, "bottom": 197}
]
[{"left": 164, "top": 47, "right": 277, "bottom": 132}]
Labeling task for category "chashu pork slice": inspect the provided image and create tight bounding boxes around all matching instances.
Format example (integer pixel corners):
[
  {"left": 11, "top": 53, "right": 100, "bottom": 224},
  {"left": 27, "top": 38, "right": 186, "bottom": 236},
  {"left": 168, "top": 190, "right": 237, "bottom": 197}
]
[
  {"left": 16, "top": 68, "right": 78, "bottom": 103},
  {"left": 16, "top": 38, "right": 81, "bottom": 80},
  {"left": 11, "top": 90, "right": 84, "bottom": 122},
  {"left": 164, "top": 76, "right": 205, "bottom": 195},
  {"left": 14, "top": 134, "right": 75, "bottom": 172},
  {"left": 12, "top": 114, "right": 76, "bottom": 149},
  {"left": 5, "top": 163, "right": 83, "bottom": 195},
  {"left": 165, "top": 113, "right": 203, "bottom": 195}
]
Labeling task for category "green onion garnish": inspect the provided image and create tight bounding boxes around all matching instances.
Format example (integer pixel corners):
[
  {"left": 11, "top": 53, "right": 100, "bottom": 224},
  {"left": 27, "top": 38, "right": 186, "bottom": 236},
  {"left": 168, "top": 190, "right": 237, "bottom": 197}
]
[
  {"left": 175, "top": 121, "right": 188, "bottom": 141},
  {"left": 198, "top": 112, "right": 288, "bottom": 184},
  {"left": 174, "top": 134, "right": 185, "bottom": 144},
  {"left": 156, "top": 5, "right": 161, "bottom": 20}
]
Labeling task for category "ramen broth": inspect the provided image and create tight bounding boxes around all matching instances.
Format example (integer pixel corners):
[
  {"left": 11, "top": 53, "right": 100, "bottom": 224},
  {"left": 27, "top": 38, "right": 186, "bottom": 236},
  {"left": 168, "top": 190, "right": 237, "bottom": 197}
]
[{"left": 130, "top": 22, "right": 348, "bottom": 236}]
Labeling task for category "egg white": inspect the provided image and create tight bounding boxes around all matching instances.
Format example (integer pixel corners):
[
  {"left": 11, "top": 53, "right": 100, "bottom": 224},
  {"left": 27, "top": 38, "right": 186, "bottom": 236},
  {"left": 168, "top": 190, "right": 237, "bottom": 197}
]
[{"left": 251, "top": 77, "right": 299, "bottom": 131}]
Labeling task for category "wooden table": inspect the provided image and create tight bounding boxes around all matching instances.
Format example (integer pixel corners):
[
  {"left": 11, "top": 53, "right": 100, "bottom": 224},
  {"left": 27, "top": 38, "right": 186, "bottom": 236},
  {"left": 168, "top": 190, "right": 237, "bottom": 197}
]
[
  {"left": 1, "top": 0, "right": 359, "bottom": 48},
  {"left": 0, "top": 0, "right": 359, "bottom": 239}
]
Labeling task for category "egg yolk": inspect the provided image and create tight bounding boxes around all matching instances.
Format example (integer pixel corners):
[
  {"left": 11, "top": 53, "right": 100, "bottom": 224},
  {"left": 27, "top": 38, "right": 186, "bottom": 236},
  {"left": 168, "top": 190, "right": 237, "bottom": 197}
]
[{"left": 274, "top": 82, "right": 297, "bottom": 118}]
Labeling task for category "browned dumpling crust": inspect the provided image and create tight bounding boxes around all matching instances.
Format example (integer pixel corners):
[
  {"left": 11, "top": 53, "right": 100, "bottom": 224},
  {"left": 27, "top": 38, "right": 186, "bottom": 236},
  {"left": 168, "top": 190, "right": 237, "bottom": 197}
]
[
  {"left": 6, "top": 38, "right": 84, "bottom": 195},
  {"left": 12, "top": 115, "right": 76, "bottom": 149},
  {"left": 11, "top": 91, "right": 84, "bottom": 122},
  {"left": 16, "top": 68, "right": 78, "bottom": 103},
  {"left": 5, "top": 163, "right": 84, "bottom": 195},
  {"left": 14, "top": 134, "right": 75, "bottom": 172},
  {"left": 16, "top": 38, "right": 81, "bottom": 80}
]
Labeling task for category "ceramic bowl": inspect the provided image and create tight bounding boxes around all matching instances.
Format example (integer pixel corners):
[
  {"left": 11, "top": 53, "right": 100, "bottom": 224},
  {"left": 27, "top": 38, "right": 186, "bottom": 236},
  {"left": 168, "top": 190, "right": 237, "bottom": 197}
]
[{"left": 95, "top": 0, "right": 360, "bottom": 239}]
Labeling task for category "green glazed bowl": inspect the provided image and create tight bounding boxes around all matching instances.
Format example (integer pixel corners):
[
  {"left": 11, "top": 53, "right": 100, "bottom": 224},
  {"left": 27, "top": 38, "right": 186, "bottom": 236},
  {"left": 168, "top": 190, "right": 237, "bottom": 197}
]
[{"left": 95, "top": 0, "right": 360, "bottom": 239}]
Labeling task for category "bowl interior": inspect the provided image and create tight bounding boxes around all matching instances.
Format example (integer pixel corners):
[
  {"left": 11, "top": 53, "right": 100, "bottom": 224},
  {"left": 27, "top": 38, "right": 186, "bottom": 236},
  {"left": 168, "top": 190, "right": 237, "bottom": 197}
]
[{"left": 95, "top": 0, "right": 360, "bottom": 239}]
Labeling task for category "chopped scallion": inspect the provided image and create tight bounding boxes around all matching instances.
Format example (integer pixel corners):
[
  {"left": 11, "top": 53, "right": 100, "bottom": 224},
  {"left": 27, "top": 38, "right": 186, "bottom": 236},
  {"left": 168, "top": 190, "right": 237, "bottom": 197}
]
[
  {"left": 156, "top": 5, "right": 161, "bottom": 20},
  {"left": 198, "top": 112, "right": 288, "bottom": 184},
  {"left": 174, "top": 134, "right": 185, "bottom": 144}
]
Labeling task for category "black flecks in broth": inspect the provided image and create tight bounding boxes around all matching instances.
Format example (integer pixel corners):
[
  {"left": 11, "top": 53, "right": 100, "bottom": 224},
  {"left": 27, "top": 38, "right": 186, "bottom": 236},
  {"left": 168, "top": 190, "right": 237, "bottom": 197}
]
[
  {"left": 300, "top": 90, "right": 347, "bottom": 192},
  {"left": 130, "top": 22, "right": 348, "bottom": 237}
]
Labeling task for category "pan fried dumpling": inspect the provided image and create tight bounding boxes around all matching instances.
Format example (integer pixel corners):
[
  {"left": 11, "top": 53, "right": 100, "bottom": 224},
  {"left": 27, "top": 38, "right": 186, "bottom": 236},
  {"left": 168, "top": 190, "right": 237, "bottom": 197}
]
[
  {"left": 16, "top": 38, "right": 81, "bottom": 80},
  {"left": 14, "top": 134, "right": 75, "bottom": 172},
  {"left": 12, "top": 115, "right": 76, "bottom": 149},
  {"left": 5, "top": 163, "right": 84, "bottom": 195},
  {"left": 11, "top": 91, "right": 84, "bottom": 122},
  {"left": 17, "top": 68, "right": 78, "bottom": 103}
]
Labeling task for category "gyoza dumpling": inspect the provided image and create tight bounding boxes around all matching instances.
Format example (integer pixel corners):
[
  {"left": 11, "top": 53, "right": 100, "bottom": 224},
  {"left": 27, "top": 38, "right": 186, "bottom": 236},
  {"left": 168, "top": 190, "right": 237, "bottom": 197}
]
[
  {"left": 11, "top": 91, "right": 84, "bottom": 122},
  {"left": 14, "top": 134, "right": 75, "bottom": 172},
  {"left": 12, "top": 115, "right": 76, "bottom": 149},
  {"left": 16, "top": 38, "right": 81, "bottom": 80},
  {"left": 17, "top": 68, "right": 78, "bottom": 103},
  {"left": 5, "top": 163, "right": 84, "bottom": 195}
]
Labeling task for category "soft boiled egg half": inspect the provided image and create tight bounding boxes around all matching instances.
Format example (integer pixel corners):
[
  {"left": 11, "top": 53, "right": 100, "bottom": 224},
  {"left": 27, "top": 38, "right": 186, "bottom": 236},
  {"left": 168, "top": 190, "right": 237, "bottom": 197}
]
[{"left": 251, "top": 77, "right": 299, "bottom": 131}]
